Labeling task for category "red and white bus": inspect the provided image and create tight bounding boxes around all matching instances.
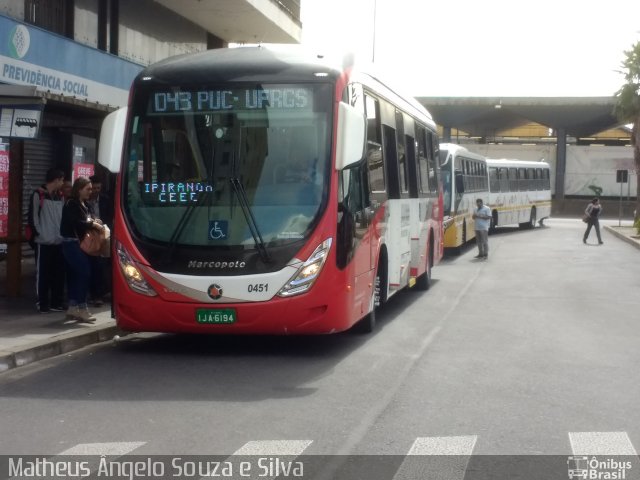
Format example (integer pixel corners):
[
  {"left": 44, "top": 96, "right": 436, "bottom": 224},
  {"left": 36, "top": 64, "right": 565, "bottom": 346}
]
[{"left": 98, "top": 46, "right": 443, "bottom": 335}]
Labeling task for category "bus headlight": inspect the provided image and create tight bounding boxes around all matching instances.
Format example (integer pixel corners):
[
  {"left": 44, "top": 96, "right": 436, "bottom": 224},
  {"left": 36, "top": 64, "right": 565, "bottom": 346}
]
[
  {"left": 278, "top": 238, "right": 332, "bottom": 297},
  {"left": 116, "top": 241, "right": 157, "bottom": 297}
]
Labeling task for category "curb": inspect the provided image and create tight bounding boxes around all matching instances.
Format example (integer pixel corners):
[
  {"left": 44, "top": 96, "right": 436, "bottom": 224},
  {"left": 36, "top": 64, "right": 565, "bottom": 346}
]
[
  {"left": 603, "top": 225, "right": 640, "bottom": 251},
  {"left": 0, "top": 322, "right": 119, "bottom": 373}
]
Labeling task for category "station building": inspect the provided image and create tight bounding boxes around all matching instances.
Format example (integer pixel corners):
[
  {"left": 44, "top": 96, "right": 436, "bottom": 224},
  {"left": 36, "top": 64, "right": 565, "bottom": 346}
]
[
  {"left": 417, "top": 97, "right": 635, "bottom": 216},
  {"left": 0, "top": 0, "right": 301, "bottom": 295}
]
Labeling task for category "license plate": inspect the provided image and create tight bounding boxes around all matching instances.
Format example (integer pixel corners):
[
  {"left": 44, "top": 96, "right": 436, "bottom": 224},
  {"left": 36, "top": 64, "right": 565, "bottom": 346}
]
[{"left": 196, "top": 308, "right": 236, "bottom": 324}]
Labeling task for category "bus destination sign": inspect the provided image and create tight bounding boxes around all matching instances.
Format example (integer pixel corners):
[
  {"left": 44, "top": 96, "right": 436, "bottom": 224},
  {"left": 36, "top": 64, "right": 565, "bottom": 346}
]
[{"left": 151, "top": 88, "right": 311, "bottom": 114}]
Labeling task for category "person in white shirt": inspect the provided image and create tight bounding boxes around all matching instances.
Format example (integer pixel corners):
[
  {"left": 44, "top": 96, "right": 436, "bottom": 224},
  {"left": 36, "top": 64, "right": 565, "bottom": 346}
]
[{"left": 472, "top": 198, "right": 492, "bottom": 259}]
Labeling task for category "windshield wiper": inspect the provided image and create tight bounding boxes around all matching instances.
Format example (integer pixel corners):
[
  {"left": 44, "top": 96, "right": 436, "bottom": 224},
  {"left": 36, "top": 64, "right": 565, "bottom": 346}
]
[
  {"left": 229, "top": 176, "right": 271, "bottom": 264},
  {"left": 162, "top": 189, "right": 210, "bottom": 265}
]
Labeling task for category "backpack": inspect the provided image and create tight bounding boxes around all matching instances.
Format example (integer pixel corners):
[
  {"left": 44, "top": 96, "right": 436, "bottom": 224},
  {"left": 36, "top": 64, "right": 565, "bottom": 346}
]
[{"left": 25, "top": 188, "right": 45, "bottom": 249}]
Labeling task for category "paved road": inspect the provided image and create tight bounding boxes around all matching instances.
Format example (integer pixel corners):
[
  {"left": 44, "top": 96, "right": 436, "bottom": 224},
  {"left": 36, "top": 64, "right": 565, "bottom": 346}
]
[{"left": 1, "top": 219, "right": 639, "bottom": 473}]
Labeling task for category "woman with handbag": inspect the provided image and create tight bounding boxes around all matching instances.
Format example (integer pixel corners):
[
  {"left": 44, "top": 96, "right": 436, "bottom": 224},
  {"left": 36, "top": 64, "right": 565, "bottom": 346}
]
[
  {"left": 583, "top": 197, "right": 604, "bottom": 245},
  {"left": 60, "top": 177, "right": 106, "bottom": 322}
]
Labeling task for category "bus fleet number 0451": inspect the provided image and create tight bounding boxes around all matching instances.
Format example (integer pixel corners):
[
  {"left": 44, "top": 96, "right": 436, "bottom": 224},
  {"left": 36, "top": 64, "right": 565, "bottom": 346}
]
[{"left": 248, "top": 283, "right": 268, "bottom": 293}]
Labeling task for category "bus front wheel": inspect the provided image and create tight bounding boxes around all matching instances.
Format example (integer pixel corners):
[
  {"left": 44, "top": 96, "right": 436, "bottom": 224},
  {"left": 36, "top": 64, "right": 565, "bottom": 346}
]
[{"left": 353, "top": 267, "right": 382, "bottom": 334}]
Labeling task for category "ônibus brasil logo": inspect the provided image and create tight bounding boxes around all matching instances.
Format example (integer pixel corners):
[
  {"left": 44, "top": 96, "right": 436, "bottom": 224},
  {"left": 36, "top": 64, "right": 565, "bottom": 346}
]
[{"left": 567, "top": 456, "right": 633, "bottom": 479}]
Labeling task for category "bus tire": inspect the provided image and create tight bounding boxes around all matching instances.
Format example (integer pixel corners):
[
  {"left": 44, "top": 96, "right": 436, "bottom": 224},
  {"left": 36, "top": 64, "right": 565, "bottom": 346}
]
[
  {"left": 489, "top": 210, "right": 498, "bottom": 234},
  {"left": 529, "top": 207, "right": 537, "bottom": 229},
  {"left": 520, "top": 207, "right": 536, "bottom": 229},
  {"left": 353, "top": 268, "right": 381, "bottom": 334},
  {"left": 355, "top": 303, "right": 376, "bottom": 334},
  {"left": 462, "top": 221, "right": 467, "bottom": 244},
  {"left": 415, "top": 234, "right": 433, "bottom": 291}
]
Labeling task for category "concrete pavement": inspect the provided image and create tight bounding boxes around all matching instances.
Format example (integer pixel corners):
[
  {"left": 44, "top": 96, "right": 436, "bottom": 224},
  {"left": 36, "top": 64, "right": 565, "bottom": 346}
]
[
  {"left": 0, "top": 260, "right": 119, "bottom": 372},
  {"left": 0, "top": 218, "right": 638, "bottom": 373}
]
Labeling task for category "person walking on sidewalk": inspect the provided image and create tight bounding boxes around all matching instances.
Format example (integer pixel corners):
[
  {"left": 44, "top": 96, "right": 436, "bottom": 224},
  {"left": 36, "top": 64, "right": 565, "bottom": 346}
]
[
  {"left": 472, "top": 198, "right": 492, "bottom": 259},
  {"left": 30, "top": 168, "right": 66, "bottom": 313},
  {"left": 60, "top": 177, "right": 105, "bottom": 323},
  {"left": 583, "top": 197, "right": 603, "bottom": 245}
]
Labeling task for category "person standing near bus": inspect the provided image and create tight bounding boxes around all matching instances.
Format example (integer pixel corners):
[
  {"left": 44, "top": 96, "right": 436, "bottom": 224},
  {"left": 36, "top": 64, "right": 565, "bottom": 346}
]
[
  {"left": 30, "top": 168, "right": 66, "bottom": 313},
  {"left": 87, "top": 174, "right": 113, "bottom": 306},
  {"left": 60, "top": 177, "right": 105, "bottom": 323},
  {"left": 583, "top": 197, "right": 603, "bottom": 245},
  {"left": 472, "top": 198, "right": 492, "bottom": 259}
]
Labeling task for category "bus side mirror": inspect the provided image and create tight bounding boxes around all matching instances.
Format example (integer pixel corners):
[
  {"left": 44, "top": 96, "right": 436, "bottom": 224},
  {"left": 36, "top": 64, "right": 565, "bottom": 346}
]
[
  {"left": 455, "top": 170, "right": 465, "bottom": 193},
  {"left": 98, "top": 107, "right": 128, "bottom": 173},
  {"left": 335, "top": 102, "right": 365, "bottom": 171}
]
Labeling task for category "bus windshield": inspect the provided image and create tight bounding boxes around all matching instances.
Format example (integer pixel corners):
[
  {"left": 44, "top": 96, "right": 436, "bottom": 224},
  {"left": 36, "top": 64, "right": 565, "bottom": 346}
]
[{"left": 124, "top": 83, "right": 332, "bottom": 249}]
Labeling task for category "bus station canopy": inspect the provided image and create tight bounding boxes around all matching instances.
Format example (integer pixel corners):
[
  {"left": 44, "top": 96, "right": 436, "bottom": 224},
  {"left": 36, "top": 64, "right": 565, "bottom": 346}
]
[{"left": 415, "top": 97, "right": 621, "bottom": 138}]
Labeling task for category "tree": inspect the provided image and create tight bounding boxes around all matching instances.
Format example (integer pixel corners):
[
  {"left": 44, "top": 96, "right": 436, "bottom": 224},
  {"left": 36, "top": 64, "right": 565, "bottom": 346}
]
[{"left": 614, "top": 41, "right": 640, "bottom": 223}]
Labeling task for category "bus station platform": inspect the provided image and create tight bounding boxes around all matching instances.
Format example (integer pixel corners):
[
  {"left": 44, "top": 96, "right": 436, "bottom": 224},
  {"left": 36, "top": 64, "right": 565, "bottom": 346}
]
[{"left": 0, "top": 219, "right": 638, "bottom": 373}]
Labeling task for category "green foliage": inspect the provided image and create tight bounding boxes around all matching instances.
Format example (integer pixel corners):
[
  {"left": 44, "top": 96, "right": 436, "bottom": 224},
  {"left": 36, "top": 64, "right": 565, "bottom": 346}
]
[
  {"left": 635, "top": 217, "right": 640, "bottom": 235},
  {"left": 614, "top": 41, "right": 640, "bottom": 123},
  {"left": 615, "top": 41, "right": 640, "bottom": 225}
]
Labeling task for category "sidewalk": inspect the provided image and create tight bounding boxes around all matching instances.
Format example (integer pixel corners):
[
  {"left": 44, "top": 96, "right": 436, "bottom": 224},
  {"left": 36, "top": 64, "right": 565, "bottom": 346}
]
[
  {"left": 0, "top": 259, "right": 119, "bottom": 372},
  {"left": 0, "top": 218, "right": 638, "bottom": 373}
]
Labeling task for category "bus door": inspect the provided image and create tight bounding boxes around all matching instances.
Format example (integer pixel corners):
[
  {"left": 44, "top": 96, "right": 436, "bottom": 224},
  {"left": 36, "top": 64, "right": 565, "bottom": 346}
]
[{"left": 338, "top": 160, "right": 375, "bottom": 319}]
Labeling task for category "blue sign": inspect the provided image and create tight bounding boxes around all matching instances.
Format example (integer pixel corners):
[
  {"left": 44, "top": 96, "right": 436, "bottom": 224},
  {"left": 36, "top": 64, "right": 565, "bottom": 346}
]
[
  {"left": 0, "top": 14, "right": 143, "bottom": 106},
  {"left": 209, "top": 221, "right": 228, "bottom": 240}
]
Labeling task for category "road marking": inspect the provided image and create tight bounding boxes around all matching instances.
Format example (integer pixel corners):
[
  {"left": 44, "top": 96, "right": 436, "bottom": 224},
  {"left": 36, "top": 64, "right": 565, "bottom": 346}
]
[
  {"left": 392, "top": 436, "right": 478, "bottom": 480},
  {"left": 407, "top": 435, "right": 478, "bottom": 456},
  {"left": 569, "top": 432, "right": 638, "bottom": 455},
  {"left": 232, "top": 440, "right": 312, "bottom": 456},
  {"left": 58, "top": 442, "right": 146, "bottom": 456}
]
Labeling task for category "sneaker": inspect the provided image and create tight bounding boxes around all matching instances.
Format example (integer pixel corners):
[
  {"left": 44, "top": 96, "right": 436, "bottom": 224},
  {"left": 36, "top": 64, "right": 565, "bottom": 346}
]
[
  {"left": 474, "top": 254, "right": 483, "bottom": 258},
  {"left": 75, "top": 308, "right": 97, "bottom": 324},
  {"left": 50, "top": 305, "right": 65, "bottom": 312},
  {"left": 65, "top": 306, "right": 80, "bottom": 320},
  {"left": 38, "top": 307, "right": 50, "bottom": 314}
]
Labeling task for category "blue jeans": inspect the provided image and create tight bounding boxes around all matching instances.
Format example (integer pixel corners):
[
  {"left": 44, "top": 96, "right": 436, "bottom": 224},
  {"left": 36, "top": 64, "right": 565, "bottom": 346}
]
[{"left": 62, "top": 240, "right": 90, "bottom": 307}]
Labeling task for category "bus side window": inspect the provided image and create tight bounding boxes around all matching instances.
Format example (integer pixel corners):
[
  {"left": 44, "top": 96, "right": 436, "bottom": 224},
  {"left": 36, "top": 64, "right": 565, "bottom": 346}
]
[
  {"left": 499, "top": 167, "right": 508, "bottom": 192},
  {"left": 519, "top": 167, "right": 526, "bottom": 191},
  {"left": 365, "top": 94, "right": 385, "bottom": 193},
  {"left": 426, "top": 131, "right": 438, "bottom": 193},
  {"left": 395, "top": 110, "right": 408, "bottom": 194},
  {"left": 406, "top": 134, "right": 418, "bottom": 198},
  {"left": 509, "top": 167, "right": 518, "bottom": 191},
  {"left": 383, "top": 124, "right": 400, "bottom": 199},
  {"left": 416, "top": 126, "right": 429, "bottom": 194},
  {"left": 489, "top": 167, "right": 499, "bottom": 192},
  {"left": 544, "top": 169, "right": 551, "bottom": 190}
]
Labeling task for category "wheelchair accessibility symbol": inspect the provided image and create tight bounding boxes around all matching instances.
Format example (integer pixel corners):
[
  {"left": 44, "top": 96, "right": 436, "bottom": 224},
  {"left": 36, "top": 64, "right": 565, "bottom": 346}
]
[{"left": 209, "top": 221, "right": 228, "bottom": 240}]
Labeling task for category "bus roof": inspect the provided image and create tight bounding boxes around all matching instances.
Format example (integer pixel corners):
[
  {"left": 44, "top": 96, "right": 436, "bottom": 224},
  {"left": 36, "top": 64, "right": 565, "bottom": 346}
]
[
  {"left": 137, "top": 45, "right": 346, "bottom": 84},
  {"left": 439, "top": 143, "right": 486, "bottom": 161},
  {"left": 486, "top": 158, "right": 550, "bottom": 168}
]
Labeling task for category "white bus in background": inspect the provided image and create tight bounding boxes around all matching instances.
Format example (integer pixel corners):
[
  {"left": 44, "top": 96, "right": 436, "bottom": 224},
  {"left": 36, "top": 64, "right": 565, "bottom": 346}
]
[
  {"left": 439, "top": 143, "right": 489, "bottom": 250},
  {"left": 486, "top": 158, "right": 552, "bottom": 230}
]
